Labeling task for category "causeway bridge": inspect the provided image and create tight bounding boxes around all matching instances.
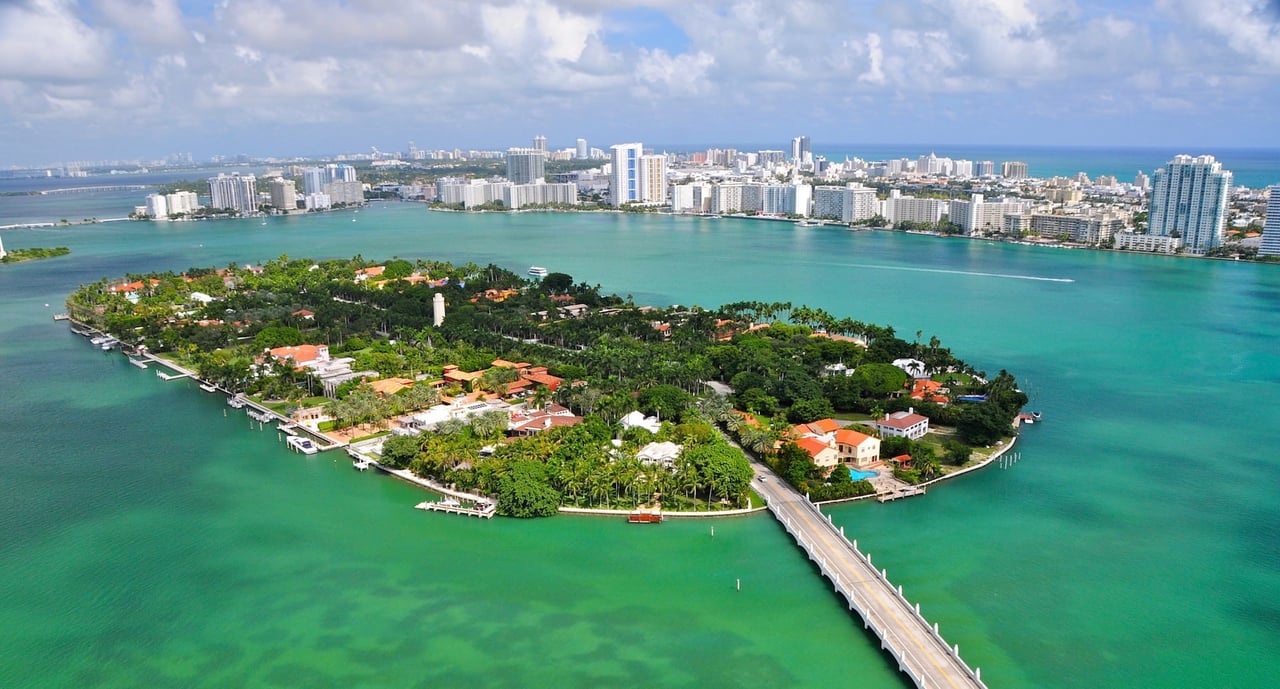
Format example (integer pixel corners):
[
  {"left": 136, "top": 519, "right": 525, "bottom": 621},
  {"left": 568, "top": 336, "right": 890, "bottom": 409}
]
[
  {"left": 38, "top": 184, "right": 150, "bottom": 194},
  {"left": 753, "top": 468, "right": 988, "bottom": 689}
]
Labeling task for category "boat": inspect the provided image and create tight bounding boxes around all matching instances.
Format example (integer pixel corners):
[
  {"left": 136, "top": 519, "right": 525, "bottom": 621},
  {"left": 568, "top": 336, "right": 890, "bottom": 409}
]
[
  {"left": 527, "top": 266, "right": 549, "bottom": 278},
  {"left": 795, "top": 219, "right": 821, "bottom": 227},
  {"left": 199, "top": 383, "right": 217, "bottom": 392},
  {"left": 89, "top": 335, "right": 112, "bottom": 345},
  {"left": 227, "top": 395, "right": 247, "bottom": 409},
  {"left": 99, "top": 338, "right": 119, "bottom": 350},
  {"left": 628, "top": 511, "right": 663, "bottom": 524},
  {"left": 286, "top": 436, "right": 319, "bottom": 454},
  {"left": 352, "top": 458, "right": 372, "bottom": 471}
]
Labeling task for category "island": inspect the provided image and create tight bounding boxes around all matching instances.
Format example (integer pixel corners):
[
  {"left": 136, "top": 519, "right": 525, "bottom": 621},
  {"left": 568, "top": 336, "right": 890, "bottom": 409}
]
[
  {"left": 65, "top": 256, "right": 1027, "bottom": 517},
  {"left": 1, "top": 246, "right": 70, "bottom": 263}
]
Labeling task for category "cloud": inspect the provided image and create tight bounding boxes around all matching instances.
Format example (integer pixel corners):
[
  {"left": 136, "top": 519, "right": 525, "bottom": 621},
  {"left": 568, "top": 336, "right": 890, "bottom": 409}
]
[
  {"left": 0, "top": 0, "right": 111, "bottom": 81},
  {"left": 3, "top": 0, "right": 1280, "bottom": 164}
]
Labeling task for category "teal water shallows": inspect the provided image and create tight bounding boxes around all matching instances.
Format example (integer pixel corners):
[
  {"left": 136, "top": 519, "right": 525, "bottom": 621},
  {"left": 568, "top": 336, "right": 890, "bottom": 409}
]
[{"left": 2, "top": 204, "right": 1279, "bottom": 688}]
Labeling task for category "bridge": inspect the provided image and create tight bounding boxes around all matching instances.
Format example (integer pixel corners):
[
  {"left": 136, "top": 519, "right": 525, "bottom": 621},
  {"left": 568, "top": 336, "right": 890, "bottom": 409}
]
[
  {"left": 753, "top": 469, "right": 988, "bottom": 689},
  {"left": 39, "top": 184, "right": 150, "bottom": 194}
]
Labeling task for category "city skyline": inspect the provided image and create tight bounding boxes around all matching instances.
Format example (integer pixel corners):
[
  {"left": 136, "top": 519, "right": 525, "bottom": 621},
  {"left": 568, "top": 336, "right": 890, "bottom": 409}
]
[{"left": 2, "top": 1, "right": 1280, "bottom": 166}]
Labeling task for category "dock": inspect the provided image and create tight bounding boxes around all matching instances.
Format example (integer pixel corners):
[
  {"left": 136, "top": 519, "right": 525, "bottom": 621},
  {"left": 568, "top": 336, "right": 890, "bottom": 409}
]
[
  {"left": 753, "top": 469, "right": 987, "bottom": 689},
  {"left": 877, "top": 486, "right": 926, "bottom": 503},
  {"left": 155, "top": 370, "right": 192, "bottom": 381},
  {"left": 415, "top": 500, "right": 496, "bottom": 519}
]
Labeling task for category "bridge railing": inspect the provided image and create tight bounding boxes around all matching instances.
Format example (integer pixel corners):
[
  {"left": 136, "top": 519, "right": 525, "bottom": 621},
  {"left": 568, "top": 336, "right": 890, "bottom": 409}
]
[{"left": 764, "top": 492, "right": 989, "bottom": 689}]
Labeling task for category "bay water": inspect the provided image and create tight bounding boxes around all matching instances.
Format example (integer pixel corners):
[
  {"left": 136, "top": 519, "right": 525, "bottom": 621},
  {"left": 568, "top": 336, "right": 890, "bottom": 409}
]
[{"left": 2, "top": 203, "right": 1278, "bottom": 688}]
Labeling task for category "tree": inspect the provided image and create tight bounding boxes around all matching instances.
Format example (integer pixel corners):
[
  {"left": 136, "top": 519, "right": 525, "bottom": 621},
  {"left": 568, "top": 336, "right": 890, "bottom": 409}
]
[
  {"left": 637, "top": 384, "right": 692, "bottom": 420},
  {"left": 541, "top": 272, "right": 574, "bottom": 293},
  {"left": 786, "top": 397, "right": 835, "bottom": 423},
  {"left": 497, "top": 461, "right": 561, "bottom": 517},
  {"left": 381, "top": 434, "right": 422, "bottom": 468},
  {"left": 254, "top": 326, "right": 305, "bottom": 350},
  {"left": 942, "top": 439, "right": 972, "bottom": 466},
  {"left": 852, "top": 363, "right": 909, "bottom": 396}
]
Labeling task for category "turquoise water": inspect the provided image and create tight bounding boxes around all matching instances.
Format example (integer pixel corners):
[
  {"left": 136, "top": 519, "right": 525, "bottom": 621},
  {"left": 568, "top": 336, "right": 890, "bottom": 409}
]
[
  {"left": 849, "top": 469, "right": 878, "bottom": 481},
  {"left": 2, "top": 203, "right": 1280, "bottom": 688}
]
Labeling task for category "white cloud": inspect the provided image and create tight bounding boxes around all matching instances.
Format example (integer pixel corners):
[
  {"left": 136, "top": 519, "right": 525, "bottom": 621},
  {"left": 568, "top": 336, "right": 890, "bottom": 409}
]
[{"left": 0, "top": 0, "right": 111, "bottom": 81}]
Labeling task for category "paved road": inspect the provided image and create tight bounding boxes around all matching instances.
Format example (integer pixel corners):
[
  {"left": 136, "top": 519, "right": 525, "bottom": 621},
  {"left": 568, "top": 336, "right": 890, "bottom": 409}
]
[{"left": 752, "top": 467, "right": 987, "bottom": 689}]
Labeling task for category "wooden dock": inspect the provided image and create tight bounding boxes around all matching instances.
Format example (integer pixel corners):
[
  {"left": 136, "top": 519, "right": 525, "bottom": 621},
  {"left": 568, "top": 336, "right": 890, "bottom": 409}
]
[
  {"left": 877, "top": 486, "right": 926, "bottom": 503},
  {"left": 753, "top": 469, "right": 987, "bottom": 689}
]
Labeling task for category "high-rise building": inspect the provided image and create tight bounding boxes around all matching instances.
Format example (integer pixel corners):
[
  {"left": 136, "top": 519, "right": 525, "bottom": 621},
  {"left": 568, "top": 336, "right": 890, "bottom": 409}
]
[
  {"left": 1257, "top": 185, "right": 1280, "bottom": 257},
  {"left": 145, "top": 193, "right": 168, "bottom": 219},
  {"left": 791, "top": 136, "right": 811, "bottom": 165},
  {"left": 166, "top": 190, "right": 199, "bottom": 215},
  {"left": 1000, "top": 161, "right": 1029, "bottom": 179},
  {"left": 813, "top": 183, "right": 877, "bottom": 222},
  {"left": 639, "top": 154, "right": 668, "bottom": 204},
  {"left": 302, "top": 167, "right": 326, "bottom": 195},
  {"left": 1148, "top": 154, "right": 1232, "bottom": 255},
  {"left": 533, "top": 135, "right": 547, "bottom": 153},
  {"left": 975, "top": 160, "right": 995, "bottom": 177},
  {"left": 1134, "top": 170, "right": 1150, "bottom": 191},
  {"left": 269, "top": 178, "right": 297, "bottom": 210},
  {"left": 610, "top": 143, "right": 643, "bottom": 207},
  {"left": 576, "top": 138, "right": 588, "bottom": 160},
  {"left": 208, "top": 173, "right": 257, "bottom": 215},
  {"left": 506, "top": 148, "right": 546, "bottom": 185}
]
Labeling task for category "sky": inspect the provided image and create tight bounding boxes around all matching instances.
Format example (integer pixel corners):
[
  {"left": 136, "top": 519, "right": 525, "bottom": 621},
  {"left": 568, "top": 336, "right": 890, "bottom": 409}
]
[{"left": 2, "top": 0, "right": 1280, "bottom": 166}]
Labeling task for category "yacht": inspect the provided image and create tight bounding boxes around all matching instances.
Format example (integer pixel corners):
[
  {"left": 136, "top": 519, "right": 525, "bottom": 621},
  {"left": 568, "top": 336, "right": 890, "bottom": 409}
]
[
  {"left": 287, "top": 436, "right": 319, "bottom": 454},
  {"left": 527, "top": 266, "right": 549, "bottom": 278}
]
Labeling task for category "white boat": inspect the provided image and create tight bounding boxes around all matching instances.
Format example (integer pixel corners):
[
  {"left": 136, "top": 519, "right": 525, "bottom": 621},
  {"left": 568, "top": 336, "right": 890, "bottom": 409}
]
[
  {"left": 287, "top": 436, "right": 319, "bottom": 454},
  {"left": 352, "top": 458, "right": 372, "bottom": 471},
  {"left": 199, "top": 383, "right": 217, "bottom": 392},
  {"left": 527, "top": 266, "right": 549, "bottom": 278},
  {"left": 227, "top": 395, "right": 247, "bottom": 409}
]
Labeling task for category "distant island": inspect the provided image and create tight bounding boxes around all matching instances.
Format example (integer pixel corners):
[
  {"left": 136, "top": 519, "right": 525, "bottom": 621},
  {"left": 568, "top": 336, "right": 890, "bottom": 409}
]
[
  {"left": 66, "top": 256, "right": 1027, "bottom": 517},
  {"left": 1, "top": 246, "right": 70, "bottom": 263}
]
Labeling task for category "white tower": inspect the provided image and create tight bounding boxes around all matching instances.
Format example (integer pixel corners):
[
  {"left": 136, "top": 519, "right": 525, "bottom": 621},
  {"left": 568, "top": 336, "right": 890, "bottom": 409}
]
[
  {"left": 0, "top": 233, "right": 6, "bottom": 260},
  {"left": 432, "top": 293, "right": 445, "bottom": 327}
]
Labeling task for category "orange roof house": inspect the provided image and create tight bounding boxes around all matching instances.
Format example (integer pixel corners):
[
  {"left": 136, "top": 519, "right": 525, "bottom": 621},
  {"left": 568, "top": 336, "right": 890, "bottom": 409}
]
[
  {"left": 267, "top": 344, "right": 329, "bottom": 368},
  {"left": 368, "top": 377, "right": 414, "bottom": 397},
  {"left": 355, "top": 266, "right": 385, "bottom": 281}
]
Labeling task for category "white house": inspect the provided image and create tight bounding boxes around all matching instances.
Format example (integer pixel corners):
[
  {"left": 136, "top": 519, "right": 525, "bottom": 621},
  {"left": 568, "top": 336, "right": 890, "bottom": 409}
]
[
  {"left": 620, "top": 410, "right": 662, "bottom": 434},
  {"left": 892, "top": 358, "right": 928, "bottom": 378},
  {"left": 637, "top": 441, "right": 682, "bottom": 469},
  {"left": 873, "top": 408, "right": 930, "bottom": 440}
]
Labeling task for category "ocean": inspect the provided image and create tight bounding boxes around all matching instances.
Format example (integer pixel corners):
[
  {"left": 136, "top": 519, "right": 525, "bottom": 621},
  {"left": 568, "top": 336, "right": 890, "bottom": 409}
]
[{"left": 2, "top": 186, "right": 1279, "bottom": 687}]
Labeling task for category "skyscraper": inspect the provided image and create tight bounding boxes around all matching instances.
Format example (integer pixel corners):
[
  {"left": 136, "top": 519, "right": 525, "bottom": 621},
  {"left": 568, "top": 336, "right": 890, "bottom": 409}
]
[
  {"left": 506, "top": 148, "right": 546, "bottom": 184},
  {"left": 1000, "top": 161, "right": 1029, "bottom": 179},
  {"left": 302, "top": 167, "right": 326, "bottom": 195},
  {"left": 208, "top": 173, "right": 257, "bottom": 215},
  {"left": 269, "top": 178, "right": 297, "bottom": 211},
  {"left": 610, "top": 143, "right": 643, "bottom": 207},
  {"left": 1148, "top": 154, "right": 1232, "bottom": 255},
  {"left": 1259, "top": 185, "right": 1280, "bottom": 257},
  {"left": 791, "top": 136, "right": 811, "bottom": 164},
  {"left": 639, "top": 154, "right": 668, "bottom": 204},
  {"left": 533, "top": 135, "right": 547, "bottom": 153},
  {"left": 576, "top": 138, "right": 588, "bottom": 160}
]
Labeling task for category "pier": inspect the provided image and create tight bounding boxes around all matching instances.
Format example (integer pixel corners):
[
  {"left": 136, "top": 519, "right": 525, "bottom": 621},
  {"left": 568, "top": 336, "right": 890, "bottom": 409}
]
[
  {"left": 414, "top": 500, "right": 496, "bottom": 519},
  {"left": 753, "top": 468, "right": 987, "bottom": 689}
]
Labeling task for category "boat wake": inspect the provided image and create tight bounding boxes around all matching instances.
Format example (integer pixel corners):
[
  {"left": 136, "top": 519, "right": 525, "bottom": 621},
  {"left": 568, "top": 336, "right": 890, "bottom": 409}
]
[{"left": 831, "top": 263, "right": 1075, "bottom": 283}]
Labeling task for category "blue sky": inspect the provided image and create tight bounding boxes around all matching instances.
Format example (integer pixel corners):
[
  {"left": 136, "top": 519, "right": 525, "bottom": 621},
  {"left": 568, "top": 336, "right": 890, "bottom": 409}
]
[{"left": 1, "top": 0, "right": 1279, "bottom": 165}]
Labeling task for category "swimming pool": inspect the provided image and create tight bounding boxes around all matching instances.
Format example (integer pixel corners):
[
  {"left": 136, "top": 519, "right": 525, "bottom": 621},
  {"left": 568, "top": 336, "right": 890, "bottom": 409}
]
[{"left": 848, "top": 468, "right": 878, "bottom": 481}]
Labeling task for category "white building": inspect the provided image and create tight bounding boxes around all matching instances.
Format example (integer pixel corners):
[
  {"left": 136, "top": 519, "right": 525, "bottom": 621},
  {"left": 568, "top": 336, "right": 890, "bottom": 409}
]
[
  {"left": 166, "top": 190, "right": 199, "bottom": 215},
  {"left": 304, "top": 192, "right": 331, "bottom": 210},
  {"left": 575, "top": 138, "right": 588, "bottom": 160},
  {"left": 145, "top": 193, "right": 168, "bottom": 219},
  {"left": 1148, "top": 154, "right": 1232, "bottom": 255},
  {"left": 873, "top": 409, "right": 930, "bottom": 440},
  {"left": 1259, "top": 185, "right": 1280, "bottom": 257},
  {"left": 503, "top": 182, "right": 578, "bottom": 209},
  {"left": 883, "top": 190, "right": 944, "bottom": 225},
  {"left": 949, "top": 194, "right": 1031, "bottom": 235},
  {"left": 1115, "top": 232, "right": 1181, "bottom": 254},
  {"left": 813, "top": 183, "right": 877, "bottom": 222},
  {"left": 610, "top": 143, "right": 643, "bottom": 206},
  {"left": 208, "top": 173, "right": 257, "bottom": 215},
  {"left": 639, "top": 154, "right": 668, "bottom": 205}
]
